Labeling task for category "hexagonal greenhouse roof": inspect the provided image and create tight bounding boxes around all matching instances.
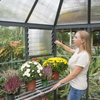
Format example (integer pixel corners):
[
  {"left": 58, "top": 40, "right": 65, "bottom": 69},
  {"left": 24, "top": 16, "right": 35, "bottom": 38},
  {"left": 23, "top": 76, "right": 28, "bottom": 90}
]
[{"left": 0, "top": 0, "right": 100, "bottom": 26}]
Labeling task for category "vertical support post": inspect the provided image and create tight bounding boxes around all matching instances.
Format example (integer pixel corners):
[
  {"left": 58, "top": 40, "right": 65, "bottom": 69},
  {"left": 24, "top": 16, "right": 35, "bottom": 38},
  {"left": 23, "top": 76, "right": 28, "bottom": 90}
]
[
  {"left": 91, "top": 31, "right": 93, "bottom": 46},
  {"left": 86, "top": 27, "right": 91, "bottom": 100},
  {"left": 25, "top": 27, "right": 28, "bottom": 62},
  {"left": 54, "top": 89, "right": 57, "bottom": 100},
  {"left": 53, "top": 29, "right": 57, "bottom": 57},
  {"left": 70, "top": 29, "right": 72, "bottom": 46},
  {"left": 99, "top": 31, "right": 100, "bottom": 45}
]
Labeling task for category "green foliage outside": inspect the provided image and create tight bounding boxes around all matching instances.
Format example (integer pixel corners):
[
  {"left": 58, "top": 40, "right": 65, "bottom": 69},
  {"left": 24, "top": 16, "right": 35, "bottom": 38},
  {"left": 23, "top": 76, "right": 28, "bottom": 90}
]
[
  {"left": 92, "top": 44, "right": 100, "bottom": 56},
  {"left": 0, "top": 26, "right": 25, "bottom": 70},
  {"left": 0, "top": 76, "right": 7, "bottom": 96}
]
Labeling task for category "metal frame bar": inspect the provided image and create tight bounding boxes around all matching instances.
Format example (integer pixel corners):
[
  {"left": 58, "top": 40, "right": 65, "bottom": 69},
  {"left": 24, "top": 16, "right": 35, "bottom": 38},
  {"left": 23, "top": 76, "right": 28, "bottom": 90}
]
[
  {"left": 88, "top": 0, "right": 91, "bottom": 24},
  {"left": 25, "top": 0, "right": 38, "bottom": 23},
  {"left": 53, "top": 0, "right": 63, "bottom": 27},
  {"left": 55, "top": 23, "right": 100, "bottom": 29},
  {"left": 86, "top": 26, "right": 91, "bottom": 100},
  {"left": 28, "top": 54, "right": 53, "bottom": 58},
  {"left": 25, "top": 27, "right": 28, "bottom": 61},
  {"left": 0, "top": 21, "right": 53, "bottom": 29},
  {"left": 0, "top": 60, "right": 25, "bottom": 65},
  {"left": 1, "top": 21, "right": 100, "bottom": 30},
  {"left": 53, "top": 29, "right": 57, "bottom": 57}
]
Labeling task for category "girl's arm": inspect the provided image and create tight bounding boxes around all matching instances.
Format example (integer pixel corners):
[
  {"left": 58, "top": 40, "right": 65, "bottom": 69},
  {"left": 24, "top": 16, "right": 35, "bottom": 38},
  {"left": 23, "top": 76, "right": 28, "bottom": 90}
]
[
  {"left": 54, "top": 40, "right": 75, "bottom": 54},
  {"left": 51, "top": 66, "right": 83, "bottom": 90}
]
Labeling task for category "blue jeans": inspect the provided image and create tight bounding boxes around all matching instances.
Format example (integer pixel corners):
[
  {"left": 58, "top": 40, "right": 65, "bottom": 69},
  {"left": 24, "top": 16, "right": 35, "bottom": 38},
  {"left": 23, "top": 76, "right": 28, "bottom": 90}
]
[{"left": 68, "top": 86, "right": 86, "bottom": 100}]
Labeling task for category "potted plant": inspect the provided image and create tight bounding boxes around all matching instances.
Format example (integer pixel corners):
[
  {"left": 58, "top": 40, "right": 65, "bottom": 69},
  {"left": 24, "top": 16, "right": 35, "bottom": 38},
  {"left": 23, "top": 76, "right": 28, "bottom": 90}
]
[
  {"left": 0, "top": 68, "right": 24, "bottom": 99},
  {"left": 2, "top": 74, "right": 23, "bottom": 100},
  {"left": 41, "top": 64, "right": 52, "bottom": 86},
  {"left": 18, "top": 61, "right": 43, "bottom": 91},
  {"left": 43, "top": 57, "right": 68, "bottom": 80},
  {"left": 0, "top": 76, "right": 7, "bottom": 98}
]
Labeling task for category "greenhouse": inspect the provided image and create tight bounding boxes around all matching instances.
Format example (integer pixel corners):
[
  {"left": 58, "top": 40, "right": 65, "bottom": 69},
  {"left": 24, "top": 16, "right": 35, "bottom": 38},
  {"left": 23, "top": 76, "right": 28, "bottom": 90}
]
[{"left": 0, "top": 0, "right": 100, "bottom": 100}]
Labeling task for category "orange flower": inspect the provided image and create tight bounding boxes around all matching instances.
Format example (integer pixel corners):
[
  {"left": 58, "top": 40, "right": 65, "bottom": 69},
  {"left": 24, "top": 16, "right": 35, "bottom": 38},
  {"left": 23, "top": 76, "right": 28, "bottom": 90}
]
[{"left": 11, "top": 41, "right": 21, "bottom": 47}]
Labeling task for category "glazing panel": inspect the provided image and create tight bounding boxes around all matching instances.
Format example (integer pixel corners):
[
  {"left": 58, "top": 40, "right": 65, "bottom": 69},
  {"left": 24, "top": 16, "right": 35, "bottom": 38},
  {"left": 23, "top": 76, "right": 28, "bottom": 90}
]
[
  {"left": 28, "top": 0, "right": 60, "bottom": 25},
  {"left": 0, "top": 0, "right": 35, "bottom": 22},
  {"left": 28, "top": 29, "right": 52, "bottom": 56},
  {"left": 57, "top": 0, "right": 88, "bottom": 25},
  {"left": 91, "top": 0, "right": 100, "bottom": 23}
]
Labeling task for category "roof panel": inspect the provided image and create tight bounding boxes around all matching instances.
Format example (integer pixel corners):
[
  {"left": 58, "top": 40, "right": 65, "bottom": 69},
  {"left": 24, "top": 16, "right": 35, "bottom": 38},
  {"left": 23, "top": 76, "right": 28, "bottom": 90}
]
[
  {"left": 91, "top": 0, "right": 100, "bottom": 23},
  {"left": 57, "top": 0, "right": 88, "bottom": 25},
  {"left": 28, "top": 0, "right": 60, "bottom": 25},
  {"left": 0, "top": 0, "right": 35, "bottom": 22}
]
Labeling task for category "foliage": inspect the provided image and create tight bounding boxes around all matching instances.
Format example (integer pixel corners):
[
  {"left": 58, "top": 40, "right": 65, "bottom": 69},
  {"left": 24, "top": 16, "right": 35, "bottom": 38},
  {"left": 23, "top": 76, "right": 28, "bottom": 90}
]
[
  {"left": 0, "top": 67, "right": 18, "bottom": 78},
  {"left": 18, "top": 61, "right": 43, "bottom": 84},
  {"left": 88, "top": 57, "right": 100, "bottom": 99},
  {"left": 2, "top": 74, "right": 23, "bottom": 94},
  {"left": 89, "top": 73, "right": 100, "bottom": 99},
  {"left": 59, "top": 66, "right": 70, "bottom": 99},
  {"left": 41, "top": 64, "right": 52, "bottom": 81},
  {"left": 56, "top": 45, "right": 72, "bottom": 56},
  {"left": 89, "top": 58, "right": 100, "bottom": 76},
  {"left": 92, "top": 44, "right": 100, "bottom": 56},
  {"left": 0, "top": 26, "right": 25, "bottom": 69},
  {"left": 0, "top": 26, "right": 25, "bottom": 48},
  {"left": 0, "top": 41, "right": 25, "bottom": 61},
  {"left": 93, "top": 31, "right": 100, "bottom": 46},
  {"left": 43, "top": 57, "right": 68, "bottom": 73},
  {"left": 56, "top": 31, "right": 70, "bottom": 46},
  {"left": 0, "top": 76, "right": 7, "bottom": 96}
]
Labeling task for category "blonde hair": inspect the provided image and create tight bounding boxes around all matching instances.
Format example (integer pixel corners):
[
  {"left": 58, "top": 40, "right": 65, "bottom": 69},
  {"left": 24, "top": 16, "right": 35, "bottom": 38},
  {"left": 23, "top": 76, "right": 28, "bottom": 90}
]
[{"left": 77, "top": 30, "right": 91, "bottom": 62}]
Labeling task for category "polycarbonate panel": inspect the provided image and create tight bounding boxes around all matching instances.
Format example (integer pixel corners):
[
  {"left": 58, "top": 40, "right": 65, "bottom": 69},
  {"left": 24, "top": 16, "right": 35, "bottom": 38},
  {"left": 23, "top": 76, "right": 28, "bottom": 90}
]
[
  {"left": 91, "top": 0, "right": 100, "bottom": 23},
  {"left": 28, "top": 0, "right": 60, "bottom": 25},
  {"left": 57, "top": 0, "right": 88, "bottom": 25},
  {"left": 0, "top": 0, "right": 35, "bottom": 22},
  {"left": 28, "top": 29, "right": 52, "bottom": 56}
]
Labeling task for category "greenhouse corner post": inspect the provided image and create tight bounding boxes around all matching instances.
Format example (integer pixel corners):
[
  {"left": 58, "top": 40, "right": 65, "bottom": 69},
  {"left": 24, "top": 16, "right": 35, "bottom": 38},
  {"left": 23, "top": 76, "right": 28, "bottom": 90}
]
[
  {"left": 86, "top": 27, "right": 91, "bottom": 100},
  {"left": 25, "top": 27, "right": 28, "bottom": 62},
  {"left": 53, "top": 29, "right": 57, "bottom": 100}
]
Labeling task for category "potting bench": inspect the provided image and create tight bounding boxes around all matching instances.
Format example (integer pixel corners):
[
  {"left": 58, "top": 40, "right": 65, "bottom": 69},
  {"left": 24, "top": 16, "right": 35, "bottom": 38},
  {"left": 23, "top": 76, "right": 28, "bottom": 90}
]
[{"left": 14, "top": 78, "right": 69, "bottom": 100}]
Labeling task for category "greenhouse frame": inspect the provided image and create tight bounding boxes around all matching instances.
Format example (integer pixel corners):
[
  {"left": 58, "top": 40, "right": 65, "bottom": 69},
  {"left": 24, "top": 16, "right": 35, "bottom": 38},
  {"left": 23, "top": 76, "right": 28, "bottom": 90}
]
[{"left": 0, "top": 0, "right": 100, "bottom": 100}]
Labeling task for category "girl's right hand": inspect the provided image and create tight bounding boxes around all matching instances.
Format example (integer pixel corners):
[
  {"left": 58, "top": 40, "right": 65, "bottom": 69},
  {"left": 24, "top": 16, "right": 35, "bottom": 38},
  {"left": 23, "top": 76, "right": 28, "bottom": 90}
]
[{"left": 54, "top": 40, "right": 62, "bottom": 45}]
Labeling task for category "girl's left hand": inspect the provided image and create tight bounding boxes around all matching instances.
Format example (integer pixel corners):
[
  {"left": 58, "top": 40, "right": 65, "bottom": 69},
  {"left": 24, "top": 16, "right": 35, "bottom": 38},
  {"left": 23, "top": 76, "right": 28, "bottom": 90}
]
[{"left": 51, "top": 82, "right": 61, "bottom": 90}]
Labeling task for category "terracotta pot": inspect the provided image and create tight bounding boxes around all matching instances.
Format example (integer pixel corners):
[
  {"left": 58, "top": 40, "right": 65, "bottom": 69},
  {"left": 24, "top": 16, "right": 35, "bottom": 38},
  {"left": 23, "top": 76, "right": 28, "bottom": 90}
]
[
  {"left": 25, "top": 80, "right": 36, "bottom": 91},
  {"left": 52, "top": 72, "right": 59, "bottom": 80},
  {"left": 0, "top": 95, "right": 3, "bottom": 98}
]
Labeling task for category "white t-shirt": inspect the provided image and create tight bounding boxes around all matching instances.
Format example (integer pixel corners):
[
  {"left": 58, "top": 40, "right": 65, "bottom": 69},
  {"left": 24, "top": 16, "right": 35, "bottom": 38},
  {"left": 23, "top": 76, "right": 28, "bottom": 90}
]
[{"left": 68, "top": 48, "right": 90, "bottom": 90}]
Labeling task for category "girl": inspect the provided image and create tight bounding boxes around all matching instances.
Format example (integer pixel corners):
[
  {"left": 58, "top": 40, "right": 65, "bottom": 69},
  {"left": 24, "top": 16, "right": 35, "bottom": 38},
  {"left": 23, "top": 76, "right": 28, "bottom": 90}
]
[{"left": 51, "top": 30, "right": 91, "bottom": 100}]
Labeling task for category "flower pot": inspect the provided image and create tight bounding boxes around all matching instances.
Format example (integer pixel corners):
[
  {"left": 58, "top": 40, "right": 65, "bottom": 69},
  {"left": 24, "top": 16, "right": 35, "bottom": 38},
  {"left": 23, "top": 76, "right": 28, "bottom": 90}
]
[
  {"left": 0, "top": 95, "right": 3, "bottom": 98},
  {"left": 15, "top": 88, "right": 20, "bottom": 96},
  {"left": 52, "top": 72, "right": 59, "bottom": 80},
  {"left": 7, "top": 94, "right": 14, "bottom": 100},
  {"left": 42, "top": 81, "right": 48, "bottom": 86},
  {"left": 25, "top": 80, "right": 36, "bottom": 91}
]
